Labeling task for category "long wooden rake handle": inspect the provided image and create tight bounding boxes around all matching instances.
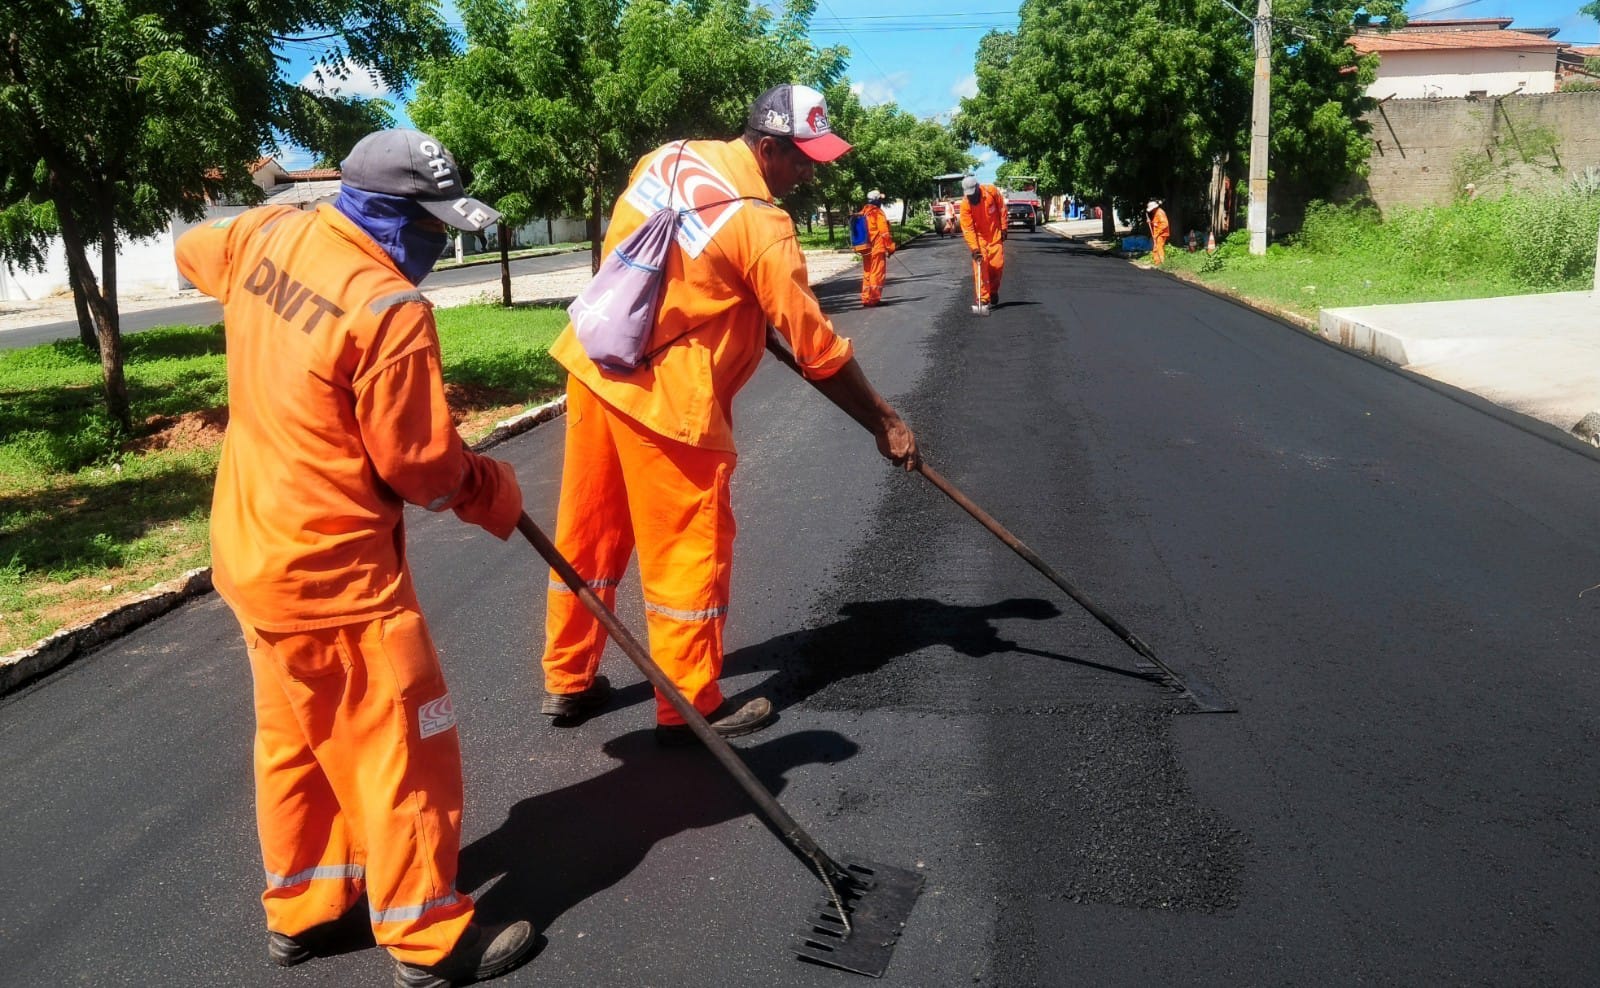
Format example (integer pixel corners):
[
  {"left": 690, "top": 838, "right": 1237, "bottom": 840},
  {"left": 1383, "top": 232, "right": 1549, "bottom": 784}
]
[
  {"left": 517, "top": 512, "right": 860, "bottom": 920},
  {"left": 762, "top": 332, "right": 1199, "bottom": 700}
]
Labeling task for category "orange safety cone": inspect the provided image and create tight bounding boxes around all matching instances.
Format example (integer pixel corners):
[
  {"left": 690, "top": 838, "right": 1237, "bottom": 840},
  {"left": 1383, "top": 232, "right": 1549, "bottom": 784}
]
[{"left": 1205, "top": 229, "right": 1216, "bottom": 253}]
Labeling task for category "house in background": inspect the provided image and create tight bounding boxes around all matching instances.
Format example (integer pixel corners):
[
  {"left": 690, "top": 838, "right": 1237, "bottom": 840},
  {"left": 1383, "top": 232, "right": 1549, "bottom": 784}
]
[
  {"left": 1349, "top": 18, "right": 1566, "bottom": 99},
  {"left": 1, "top": 157, "right": 347, "bottom": 303},
  {"left": 1558, "top": 44, "right": 1600, "bottom": 89},
  {"left": 2, "top": 156, "right": 589, "bottom": 304}
]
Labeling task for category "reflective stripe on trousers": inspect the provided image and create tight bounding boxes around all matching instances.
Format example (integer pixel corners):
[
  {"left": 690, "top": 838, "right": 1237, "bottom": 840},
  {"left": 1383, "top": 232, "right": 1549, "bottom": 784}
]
[
  {"left": 542, "top": 377, "right": 736, "bottom": 725},
  {"left": 243, "top": 603, "right": 474, "bottom": 967}
]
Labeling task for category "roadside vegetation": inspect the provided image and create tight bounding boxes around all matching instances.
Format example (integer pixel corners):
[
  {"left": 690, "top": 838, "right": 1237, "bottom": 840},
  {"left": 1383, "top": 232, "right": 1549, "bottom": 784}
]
[
  {"left": 1157, "top": 185, "right": 1600, "bottom": 320},
  {"left": 795, "top": 213, "right": 932, "bottom": 251},
  {"left": 0, "top": 305, "right": 568, "bottom": 656},
  {"left": 437, "top": 241, "right": 589, "bottom": 270}
]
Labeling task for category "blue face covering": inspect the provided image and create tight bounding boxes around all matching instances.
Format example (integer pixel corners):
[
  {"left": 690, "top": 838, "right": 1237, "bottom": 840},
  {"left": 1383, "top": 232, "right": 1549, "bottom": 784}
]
[{"left": 333, "top": 186, "right": 450, "bottom": 285}]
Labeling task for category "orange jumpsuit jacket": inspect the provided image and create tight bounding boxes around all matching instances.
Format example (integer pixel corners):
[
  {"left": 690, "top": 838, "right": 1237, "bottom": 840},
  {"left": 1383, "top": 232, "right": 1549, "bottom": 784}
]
[
  {"left": 960, "top": 184, "right": 1007, "bottom": 249},
  {"left": 864, "top": 203, "right": 894, "bottom": 251},
  {"left": 175, "top": 204, "right": 521, "bottom": 631},
  {"left": 549, "top": 138, "right": 854, "bottom": 453}
]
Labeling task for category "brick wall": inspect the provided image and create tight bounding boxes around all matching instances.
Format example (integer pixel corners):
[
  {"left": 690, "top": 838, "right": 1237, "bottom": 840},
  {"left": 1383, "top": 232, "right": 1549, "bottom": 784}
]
[{"left": 1352, "top": 90, "right": 1600, "bottom": 211}]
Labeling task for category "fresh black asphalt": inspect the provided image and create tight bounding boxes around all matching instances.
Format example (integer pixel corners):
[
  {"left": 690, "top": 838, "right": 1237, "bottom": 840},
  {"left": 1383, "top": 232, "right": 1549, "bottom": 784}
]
[{"left": 2, "top": 229, "right": 1598, "bottom": 985}]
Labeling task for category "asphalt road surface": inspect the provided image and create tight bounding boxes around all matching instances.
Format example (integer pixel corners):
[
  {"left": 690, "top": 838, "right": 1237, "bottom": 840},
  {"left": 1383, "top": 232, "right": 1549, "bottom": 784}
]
[
  {"left": 0, "top": 252, "right": 585, "bottom": 349},
  {"left": 4, "top": 229, "right": 1599, "bottom": 986}
]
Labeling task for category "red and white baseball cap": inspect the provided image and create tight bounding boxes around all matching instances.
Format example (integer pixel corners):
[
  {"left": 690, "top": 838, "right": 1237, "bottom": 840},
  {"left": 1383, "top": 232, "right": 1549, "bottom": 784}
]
[{"left": 746, "top": 84, "right": 852, "bottom": 163}]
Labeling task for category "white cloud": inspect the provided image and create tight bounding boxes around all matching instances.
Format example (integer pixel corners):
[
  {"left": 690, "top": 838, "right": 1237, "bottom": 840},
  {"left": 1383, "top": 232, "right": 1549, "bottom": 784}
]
[
  {"left": 952, "top": 74, "right": 978, "bottom": 100},
  {"left": 298, "top": 62, "right": 389, "bottom": 100},
  {"left": 850, "top": 72, "right": 911, "bottom": 107}
]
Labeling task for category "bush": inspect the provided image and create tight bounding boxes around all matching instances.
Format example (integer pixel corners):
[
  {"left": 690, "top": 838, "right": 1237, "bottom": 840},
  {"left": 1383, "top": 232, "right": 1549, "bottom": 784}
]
[{"left": 1505, "top": 187, "right": 1600, "bottom": 289}]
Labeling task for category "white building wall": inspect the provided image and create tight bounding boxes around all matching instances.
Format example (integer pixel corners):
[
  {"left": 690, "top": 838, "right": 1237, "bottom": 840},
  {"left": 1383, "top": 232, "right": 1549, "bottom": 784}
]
[
  {"left": 4, "top": 205, "right": 595, "bottom": 301},
  {"left": 0, "top": 223, "right": 193, "bottom": 303},
  {"left": 1368, "top": 49, "right": 1558, "bottom": 99}
]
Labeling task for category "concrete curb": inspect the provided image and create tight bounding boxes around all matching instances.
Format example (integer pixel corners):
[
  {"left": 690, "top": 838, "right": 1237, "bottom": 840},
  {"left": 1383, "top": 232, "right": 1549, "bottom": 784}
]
[{"left": 1, "top": 568, "right": 213, "bottom": 694}]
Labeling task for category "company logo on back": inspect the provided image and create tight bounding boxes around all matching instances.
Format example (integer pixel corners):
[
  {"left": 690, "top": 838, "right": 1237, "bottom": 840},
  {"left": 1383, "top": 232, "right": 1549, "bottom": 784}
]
[
  {"left": 625, "top": 142, "right": 746, "bottom": 259},
  {"left": 418, "top": 693, "right": 456, "bottom": 739}
]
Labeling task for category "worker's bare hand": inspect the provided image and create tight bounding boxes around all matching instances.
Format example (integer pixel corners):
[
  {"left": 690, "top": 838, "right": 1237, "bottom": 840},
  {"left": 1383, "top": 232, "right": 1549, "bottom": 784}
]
[{"left": 876, "top": 419, "right": 920, "bottom": 472}]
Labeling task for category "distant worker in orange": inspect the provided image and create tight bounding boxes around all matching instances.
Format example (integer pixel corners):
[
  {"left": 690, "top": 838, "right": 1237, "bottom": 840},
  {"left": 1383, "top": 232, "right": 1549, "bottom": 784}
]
[
  {"left": 959, "top": 175, "right": 1006, "bottom": 315},
  {"left": 175, "top": 129, "right": 535, "bottom": 988},
  {"left": 539, "top": 84, "right": 919, "bottom": 745},
  {"left": 859, "top": 189, "right": 896, "bottom": 307},
  {"left": 1147, "top": 199, "right": 1170, "bottom": 265}
]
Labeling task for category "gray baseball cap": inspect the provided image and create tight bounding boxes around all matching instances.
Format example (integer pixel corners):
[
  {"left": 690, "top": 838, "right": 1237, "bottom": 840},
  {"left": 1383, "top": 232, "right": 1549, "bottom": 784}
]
[
  {"left": 961, "top": 175, "right": 979, "bottom": 196},
  {"left": 339, "top": 129, "right": 501, "bottom": 233},
  {"left": 746, "top": 84, "right": 851, "bottom": 163}
]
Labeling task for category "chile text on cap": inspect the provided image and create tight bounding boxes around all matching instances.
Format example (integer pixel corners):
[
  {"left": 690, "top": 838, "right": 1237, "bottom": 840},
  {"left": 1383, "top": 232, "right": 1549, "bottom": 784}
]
[
  {"left": 746, "top": 84, "right": 852, "bottom": 163},
  {"left": 339, "top": 129, "right": 502, "bottom": 234}
]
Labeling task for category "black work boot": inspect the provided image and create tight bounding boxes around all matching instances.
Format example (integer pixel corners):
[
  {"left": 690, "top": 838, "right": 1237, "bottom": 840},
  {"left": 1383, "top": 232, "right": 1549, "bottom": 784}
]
[
  {"left": 392, "top": 920, "right": 535, "bottom": 988},
  {"left": 654, "top": 696, "right": 775, "bottom": 747},
  {"left": 539, "top": 675, "right": 612, "bottom": 719},
  {"left": 266, "top": 901, "right": 374, "bottom": 967},
  {"left": 267, "top": 931, "right": 312, "bottom": 967}
]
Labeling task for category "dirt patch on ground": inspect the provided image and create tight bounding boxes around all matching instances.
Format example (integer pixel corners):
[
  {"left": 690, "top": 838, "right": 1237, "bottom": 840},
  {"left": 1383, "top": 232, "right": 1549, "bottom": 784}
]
[
  {"left": 118, "top": 386, "right": 534, "bottom": 459},
  {"left": 125, "top": 407, "right": 231, "bottom": 455}
]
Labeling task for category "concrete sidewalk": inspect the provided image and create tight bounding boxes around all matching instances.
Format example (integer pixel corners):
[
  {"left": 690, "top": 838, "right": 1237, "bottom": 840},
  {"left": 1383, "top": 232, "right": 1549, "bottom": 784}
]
[{"left": 1319, "top": 291, "right": 1599, "bottom": 445}]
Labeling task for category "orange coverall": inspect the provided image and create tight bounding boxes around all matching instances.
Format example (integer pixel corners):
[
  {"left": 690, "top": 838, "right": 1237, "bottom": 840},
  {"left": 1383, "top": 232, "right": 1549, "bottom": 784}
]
[
  {"left": 859, "top": 202, "right": 894, "bottom": 306},
  {"left": 1149, "top": 206, "right": 1170, "bottom": 265},
  {"left": 543, "top": 137, "right": 854, "bottom": 726},
  {"left": 960, "top": 184, "right": 1006, "bottom": 305},
  {"left": 175, "top": 204, "right": 521, "bottom": 967}
]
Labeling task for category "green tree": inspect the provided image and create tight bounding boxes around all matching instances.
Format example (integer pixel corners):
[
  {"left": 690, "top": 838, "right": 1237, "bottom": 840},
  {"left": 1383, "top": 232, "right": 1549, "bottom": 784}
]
[
  {"left": 412, "top": 0, "right": 846, "bottom": 274},
  {"left": 1264, "top": 0, "right": 1405, "bottom": 228},
  {"left": 802, "top": 83, "right": 971, "bottom": 240},
  {"left": 0, "top": 1, "right": 449, "bottom": 432},
  {"left": 958, "top": 0, "right": 1401, "bottom": 238}
]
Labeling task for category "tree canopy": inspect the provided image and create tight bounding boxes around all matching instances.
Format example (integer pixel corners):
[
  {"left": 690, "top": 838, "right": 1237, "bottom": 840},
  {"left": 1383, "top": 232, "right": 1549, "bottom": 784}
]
[
  {"left": 411, "top": 0, "right": 849, "bottom": 270},
  {"left": 0, "top": 0, "right": 451, "bottom": 430},
  {"left": 957, "top": 0, "right": 1403, "bottom": 234}
]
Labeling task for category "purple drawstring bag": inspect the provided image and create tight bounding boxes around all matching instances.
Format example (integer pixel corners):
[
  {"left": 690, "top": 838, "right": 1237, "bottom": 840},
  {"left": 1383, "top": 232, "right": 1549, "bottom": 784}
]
[{"left": 567, "top": 206, "right": 680, "bottom": 373}]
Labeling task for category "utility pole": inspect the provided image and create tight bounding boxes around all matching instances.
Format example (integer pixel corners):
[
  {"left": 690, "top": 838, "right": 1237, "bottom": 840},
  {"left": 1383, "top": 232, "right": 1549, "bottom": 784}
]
[
  {"left": 1593, "top": 212, "right": 1599, "bottom": 291},
  {"left": 1248, "top": 0, "right": 1272, "bottom": 255}
]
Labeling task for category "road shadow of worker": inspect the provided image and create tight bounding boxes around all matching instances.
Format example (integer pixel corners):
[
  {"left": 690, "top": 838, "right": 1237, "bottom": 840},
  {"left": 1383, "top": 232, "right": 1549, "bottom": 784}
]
[
  {"left": 455, "top": 728, "right": 859, "bottom": 931},
  {"left": 724, "top": 596, "right": 1151, "bottom": 712}
]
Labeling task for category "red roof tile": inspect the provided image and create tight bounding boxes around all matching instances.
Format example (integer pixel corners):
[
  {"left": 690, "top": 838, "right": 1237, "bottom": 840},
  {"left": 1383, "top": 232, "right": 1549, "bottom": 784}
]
[{"left": 1349, "top": 30, "right": 1563, "bottom": 54}]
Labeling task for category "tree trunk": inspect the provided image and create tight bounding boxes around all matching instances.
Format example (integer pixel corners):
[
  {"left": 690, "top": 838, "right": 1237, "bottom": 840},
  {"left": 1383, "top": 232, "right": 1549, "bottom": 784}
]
[
  {"left": 498, "top": 221, "right": 511, "bottom": 307},
  {"left": 96, "top": 202, "right": 130, "bottom": 433},
  {"left": 1101, "top": 194, "right": 1116, "bottom": 239},
  {"left": 589, "top": 161, "right": 604, "bottom": 274},
  {"left": 67, "top": 260, "right": 96, "bottom": 351},
  {"left": 57, "top": 200, "right": 130, "bottom": 432}
]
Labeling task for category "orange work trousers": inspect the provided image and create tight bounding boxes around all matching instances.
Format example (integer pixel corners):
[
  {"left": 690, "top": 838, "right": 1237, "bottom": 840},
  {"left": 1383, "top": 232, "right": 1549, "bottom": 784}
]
[
  {"left": 1151, "top": 233, "right": 1168, "bottom": 265},
  {"left": 542, "top": 377, "right": 736, "bottom": 726},
  {"left": 860, "top": 248, "right": 887, "bottom": 306},
  {"left": 243, "top": 599, "right": 473, "bottom": 967},
  {"left": 970, "top": 240, "right": 1004, "bottom": 304}
]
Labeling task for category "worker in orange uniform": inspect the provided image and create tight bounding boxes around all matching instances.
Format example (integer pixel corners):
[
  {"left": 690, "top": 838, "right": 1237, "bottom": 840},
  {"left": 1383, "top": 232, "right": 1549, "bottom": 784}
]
[
  {"left": 539, "top": 84, "right": 920, "bottom": 745},
  {"left": 1147, "top": 199, "right": 1170, "bottom": 265},
  {"left": 859, "top": 189, "right": 896, "bottom": 307},
  {"left": 959, "top": 175, "right": 1006, "bottom": 315},
  {"left": 175, "top": 129, "right": 535, "bottom": 988}
]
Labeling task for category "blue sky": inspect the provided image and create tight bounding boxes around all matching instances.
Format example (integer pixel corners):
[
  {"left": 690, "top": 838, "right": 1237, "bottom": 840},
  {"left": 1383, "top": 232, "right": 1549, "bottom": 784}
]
[{"left": 278, "top": 0, "right": 1599, "bottom": 180}]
